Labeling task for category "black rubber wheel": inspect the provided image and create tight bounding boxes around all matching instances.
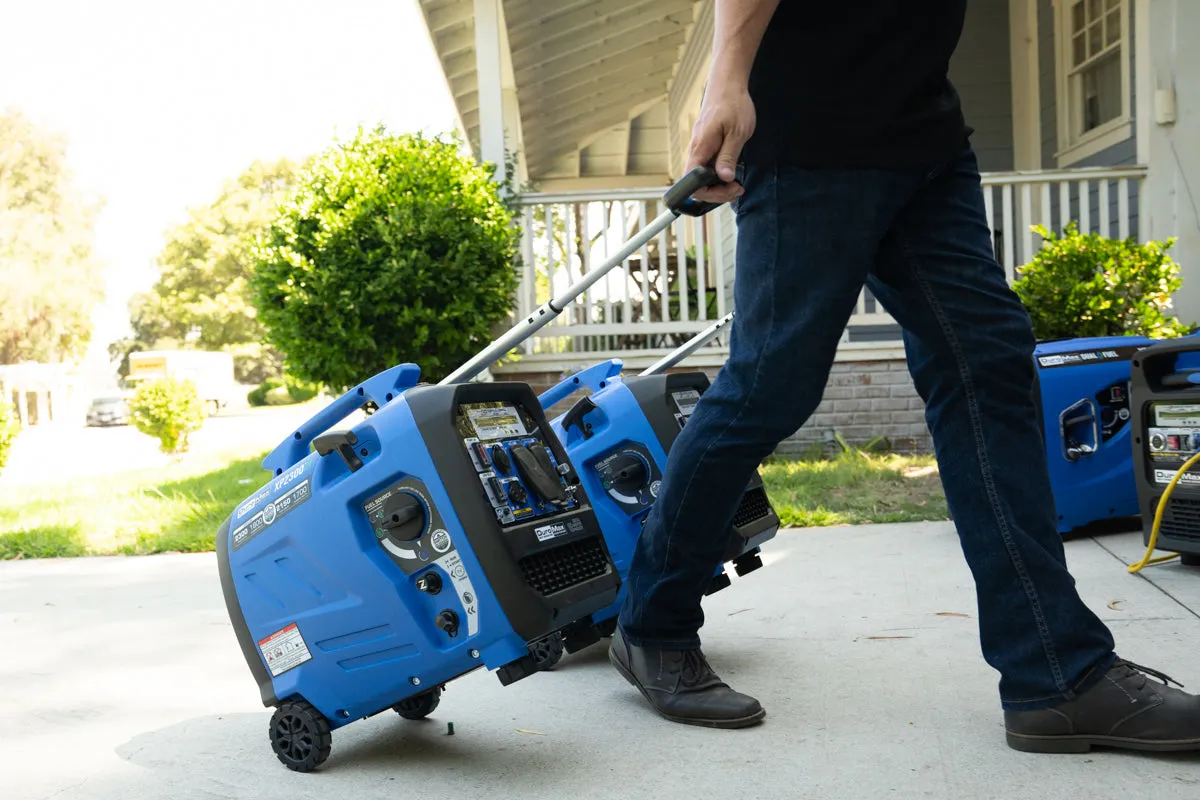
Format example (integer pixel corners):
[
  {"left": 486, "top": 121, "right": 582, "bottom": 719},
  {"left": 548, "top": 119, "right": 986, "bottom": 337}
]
[
  {"left": 393, "top": 687, "right": 442, "bottom": 720},
  {"left": 530, "top": 632, "right": 565, "bottom": 671},
  {"left": 269, "top": 699, "right": 332, "bottom": 773},
  {"left": 1180, "top": 553, "right": 1200, "bottom": 567}
]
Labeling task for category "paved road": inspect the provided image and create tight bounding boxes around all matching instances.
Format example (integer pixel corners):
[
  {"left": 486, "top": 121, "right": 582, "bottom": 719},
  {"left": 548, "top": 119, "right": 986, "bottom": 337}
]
[
  {"left": 2, "top": 523, "right": 1198, "bottom": 800},
  {"left": 0, "top": 401, "right": 359, "bottom": 485}
]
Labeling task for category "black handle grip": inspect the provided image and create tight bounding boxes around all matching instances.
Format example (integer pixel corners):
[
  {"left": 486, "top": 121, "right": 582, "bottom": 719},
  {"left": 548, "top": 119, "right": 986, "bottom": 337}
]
[
  {"left": 663, "top": 166, "right": 726, "bottom": 217},
  {"left": 562, "top": 395, "right": 598, "bottom": 440}
]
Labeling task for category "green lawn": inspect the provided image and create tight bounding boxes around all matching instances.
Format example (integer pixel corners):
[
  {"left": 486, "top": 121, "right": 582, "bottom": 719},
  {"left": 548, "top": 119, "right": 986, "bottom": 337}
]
[
  {"left": 0, "top": 449, "right": 949, "bottom": 560},
  {"left": 759, "top": 451, "right": 949, "bottom": 527},
  {"left": 0, "top": 452, "right": 271, "bottom": 560}
]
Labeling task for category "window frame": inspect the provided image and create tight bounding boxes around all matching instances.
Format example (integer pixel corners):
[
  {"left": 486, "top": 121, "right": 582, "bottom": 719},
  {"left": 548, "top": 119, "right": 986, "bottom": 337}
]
[{"left": 1053, "top": 0, "right": 1134, "bottom": 166}]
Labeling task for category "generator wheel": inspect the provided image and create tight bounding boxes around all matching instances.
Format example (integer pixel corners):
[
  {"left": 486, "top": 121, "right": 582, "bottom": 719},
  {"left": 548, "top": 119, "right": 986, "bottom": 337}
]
[
  {"left": 269, "top": 699, "right": 331, "bottom": 773},
  {"left": 393, "top": 687, "right": 442, "bottom": 720},
  {"left": 1180, "top": 553, "right": 1200, "bottom": 567},
  {"left": 530, "top": 632, "right": 565, "bottom": 671}
]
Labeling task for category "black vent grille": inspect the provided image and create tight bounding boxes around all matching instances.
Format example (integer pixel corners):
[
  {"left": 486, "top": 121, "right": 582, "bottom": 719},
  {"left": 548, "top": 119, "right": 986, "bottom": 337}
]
[
  {"left": 1159, "top": 495, "right": 1200, "bottom": 542},
  {"left": 732, "top": 486, "right": 774, "bottom": 529},
  {"left": 519, "top": 536, "right": 610, "bottom": 596}
]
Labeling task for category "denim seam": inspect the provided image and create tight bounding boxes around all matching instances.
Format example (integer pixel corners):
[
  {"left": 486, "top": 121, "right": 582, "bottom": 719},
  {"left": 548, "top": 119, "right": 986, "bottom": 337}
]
[
  {"left": 628, "top": 164, "right": 780, "bottom": 640},
  {"left": 893, "top": 221, "right": 1070, "bottom": 702}
]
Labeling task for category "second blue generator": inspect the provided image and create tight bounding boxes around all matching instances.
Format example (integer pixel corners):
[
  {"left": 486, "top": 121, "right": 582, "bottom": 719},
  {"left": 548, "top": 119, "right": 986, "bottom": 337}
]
[
  {"left": 535, "top": 313, "right": 781, "bottom": 656},
  {"left": 1033, "top": 335, "right": 1157, "bottom": 533}
]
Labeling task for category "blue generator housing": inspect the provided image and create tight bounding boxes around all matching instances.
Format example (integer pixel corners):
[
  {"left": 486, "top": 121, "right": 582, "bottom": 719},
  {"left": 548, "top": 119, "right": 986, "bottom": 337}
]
[
  {"left": 1033, "top": 335, "right": 1157, "bottom": 534},
  {"left": 217, "top": 364, "right": 620, "bottom": 771},
  {"left": 536, "top": 359, "right": 780, "bottom": 651}
]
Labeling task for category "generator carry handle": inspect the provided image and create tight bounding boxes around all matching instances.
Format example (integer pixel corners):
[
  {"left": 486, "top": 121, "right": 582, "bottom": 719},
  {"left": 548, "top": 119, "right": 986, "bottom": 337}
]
[
  {"left": 262, "top": 363, "right": 423, "bottom": 475},
  {"left": 438, "top": 166, "right": 726, "bottom": 386},
  {"left": 1131, "top": 336, "right": 1200, "bottom": 392}
]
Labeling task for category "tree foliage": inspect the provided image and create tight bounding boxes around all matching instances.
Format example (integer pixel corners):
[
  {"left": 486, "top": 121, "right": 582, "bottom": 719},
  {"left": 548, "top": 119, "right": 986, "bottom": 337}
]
[
  {"left": 250, "top": 127, "right": 520, "bottom": 389},
  {"left": 1014, "top": 223, "right": 1192, "bottom": 341},
  {"left": 128, "top": 378, "right": 205, "bottom": 454},
  {"left": 0, "top": 109, "right": 105, "bottom": 364},
  {"left": 110, "top": 158, "right": 299, "bottom": 382}
]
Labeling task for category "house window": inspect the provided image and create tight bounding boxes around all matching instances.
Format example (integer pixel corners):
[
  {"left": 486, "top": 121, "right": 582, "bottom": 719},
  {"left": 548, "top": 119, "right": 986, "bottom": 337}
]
[{"left": 1056, "top": 0, "right": 1132, "bottom": 165}]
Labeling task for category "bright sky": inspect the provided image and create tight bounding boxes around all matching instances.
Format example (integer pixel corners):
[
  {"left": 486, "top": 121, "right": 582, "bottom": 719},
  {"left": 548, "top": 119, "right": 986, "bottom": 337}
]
[{"left": 0, "top": 0, "right": 459, "bottom": 370}]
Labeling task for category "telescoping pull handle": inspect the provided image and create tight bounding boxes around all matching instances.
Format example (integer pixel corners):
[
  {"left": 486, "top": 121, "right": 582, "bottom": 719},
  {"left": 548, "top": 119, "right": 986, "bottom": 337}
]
[{"left": 663, "top": 165, "right": 725, "bottom": 217}]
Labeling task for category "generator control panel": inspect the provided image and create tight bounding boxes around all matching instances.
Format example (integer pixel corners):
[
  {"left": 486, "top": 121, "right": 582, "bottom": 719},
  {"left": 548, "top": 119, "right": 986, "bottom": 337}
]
[
  {"left": 456, "top": 401, "right": 581, "bottom": 526},
  {"left": 1096, "top": 380, "right": 1133, "bottom": 441},
  {"left": 1145, "top": 401, "right": 1200, "bottom": 487}
]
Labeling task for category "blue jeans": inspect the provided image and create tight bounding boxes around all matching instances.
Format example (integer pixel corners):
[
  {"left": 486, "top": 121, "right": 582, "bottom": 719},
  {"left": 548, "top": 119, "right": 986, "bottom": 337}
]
[{"left": 617, "top": 146, "right": 1117, "bottom": 710}]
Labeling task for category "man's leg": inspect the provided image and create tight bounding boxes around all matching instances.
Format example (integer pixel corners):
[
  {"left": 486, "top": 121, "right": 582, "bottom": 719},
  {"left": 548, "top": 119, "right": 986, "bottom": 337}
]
[
  {"left": 612, "top": 160, "right": 924, "bottom": 727},
  {"left": 867, "top": 145, "right": 1200, "bottom": 752}
]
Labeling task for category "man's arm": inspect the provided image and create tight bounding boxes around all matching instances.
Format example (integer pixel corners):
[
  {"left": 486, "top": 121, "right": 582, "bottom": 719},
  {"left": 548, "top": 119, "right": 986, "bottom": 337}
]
[{"left": 687, "top": 0, "right": 780, "bottom": 203}]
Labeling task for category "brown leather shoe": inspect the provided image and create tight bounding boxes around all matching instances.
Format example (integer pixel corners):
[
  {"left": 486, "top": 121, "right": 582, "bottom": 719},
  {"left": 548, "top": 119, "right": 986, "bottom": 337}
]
[
  {"left": 609, "top": 626, "right": 765, "bottom": 729},
  {"left": 1005, "top": 658, "right": 1200, "bottom": 753}
]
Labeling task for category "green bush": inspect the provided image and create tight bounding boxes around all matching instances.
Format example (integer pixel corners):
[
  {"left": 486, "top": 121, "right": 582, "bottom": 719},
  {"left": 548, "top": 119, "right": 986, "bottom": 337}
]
[
  {"left": 247, "top": 375, "right": 320, "bottom": 407},
  {"left": 129, "top": 378, "right": 205, "bottom": 454},
  {"left": 0, "top": 401, "right": 19, "bottom": 476},
  {"left": 1014, "top": 223, "right": 1192, "bottom": 340},
  {"left": 250, "top": 126, "right": 520, "bottom": 389}
]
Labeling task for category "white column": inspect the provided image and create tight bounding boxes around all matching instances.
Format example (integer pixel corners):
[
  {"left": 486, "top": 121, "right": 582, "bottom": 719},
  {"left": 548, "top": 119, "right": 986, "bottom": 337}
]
[
  {"left": 1009, "top": 0, "right": 1042, "bottom": 171},
  {"left": 474, "top": 0, "right": 507, "bottom": 183}
]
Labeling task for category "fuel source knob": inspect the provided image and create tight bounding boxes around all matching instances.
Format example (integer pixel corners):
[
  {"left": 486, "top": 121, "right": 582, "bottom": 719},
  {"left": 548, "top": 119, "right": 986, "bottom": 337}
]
[{"left": 382, "top": 493, "right": 426, "bottom": 541}]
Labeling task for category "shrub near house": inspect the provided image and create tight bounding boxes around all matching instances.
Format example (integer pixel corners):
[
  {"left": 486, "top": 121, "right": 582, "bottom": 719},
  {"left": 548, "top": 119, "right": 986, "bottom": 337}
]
[
  {"left": 128, "top": 378, "right": 205, "bottom": 455},
  {"left": 1014, "top": 223, "right": 1193, "bottom": 340}
]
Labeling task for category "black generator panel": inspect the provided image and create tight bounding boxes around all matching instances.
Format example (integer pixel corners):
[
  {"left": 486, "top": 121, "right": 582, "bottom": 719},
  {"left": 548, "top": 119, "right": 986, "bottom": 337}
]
[{"left": 1130, "top": 338, "right": 1200, "bottom": 566}]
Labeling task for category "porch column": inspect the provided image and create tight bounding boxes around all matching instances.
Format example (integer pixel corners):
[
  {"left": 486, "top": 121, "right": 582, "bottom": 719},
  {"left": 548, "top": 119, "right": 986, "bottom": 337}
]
[
  {"left": 1008, "top": 0, "right": 1042, "bottom": 171},
  {"left": 473, "top": 0, "right": 526, "bottom": 188}
]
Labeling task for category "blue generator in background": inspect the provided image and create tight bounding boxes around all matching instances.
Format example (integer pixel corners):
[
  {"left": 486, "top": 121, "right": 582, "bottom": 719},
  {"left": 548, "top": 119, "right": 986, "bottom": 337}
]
[
  {"left": 1033, "top": 335, "right": 1157, "bottom": 534},
  {"left": 535, "top": 314, "right": 780, "bottom": 657},
  {"left": 217, "top": 364, "right": 621, "bottom": 772}
]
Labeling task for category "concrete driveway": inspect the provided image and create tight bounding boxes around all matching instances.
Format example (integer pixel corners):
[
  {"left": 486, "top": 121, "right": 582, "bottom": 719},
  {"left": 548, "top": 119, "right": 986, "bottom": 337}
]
[{"left": 3, "top": 522, "right": 1199, "bottom": 800}]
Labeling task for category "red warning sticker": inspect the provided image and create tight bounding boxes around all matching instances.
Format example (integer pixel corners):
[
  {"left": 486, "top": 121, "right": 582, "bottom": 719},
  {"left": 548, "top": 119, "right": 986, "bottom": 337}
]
[{"left": 257, "top": 623, "right": 312, "bottom": 677}]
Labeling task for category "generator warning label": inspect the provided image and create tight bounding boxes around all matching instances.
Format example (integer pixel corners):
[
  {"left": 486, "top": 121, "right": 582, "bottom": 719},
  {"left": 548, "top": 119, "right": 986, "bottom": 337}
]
[
  {"left": 258, "top": 623, "right": 312, "bottom": 677},
  {"left": 231, "top": 479, "right": 311, "bottom": 551},
  {"left": 1154, "top": 469, "right": 1200, "bottom": 486},
  {"left": 671, "top": 389, "right": 702, "bottom": 416},
  {"left": 466, "top": 405, "right": 527, "bottom": 440}
]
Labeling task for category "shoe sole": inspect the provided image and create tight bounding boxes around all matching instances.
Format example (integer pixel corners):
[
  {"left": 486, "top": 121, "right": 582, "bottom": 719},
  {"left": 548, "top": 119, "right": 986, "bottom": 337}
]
[
  {"left": 609, "top": 648, "right": 766, "bottom": 730},
  {"left": 1006, "top": 730, "right": 1200, "bottom": 754}
]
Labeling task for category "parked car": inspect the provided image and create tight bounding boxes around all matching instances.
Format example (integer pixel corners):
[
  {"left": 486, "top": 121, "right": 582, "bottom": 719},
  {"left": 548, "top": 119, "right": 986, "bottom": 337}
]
[{"left": 86, "top": 394, "right": 131, "bottom": 427}]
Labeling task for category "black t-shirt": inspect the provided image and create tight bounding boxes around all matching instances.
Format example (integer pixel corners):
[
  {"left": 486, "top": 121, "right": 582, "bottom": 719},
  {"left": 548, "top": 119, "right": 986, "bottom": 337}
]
[{"left": 742, "top": 0, "right": 970, "bottom": 168}]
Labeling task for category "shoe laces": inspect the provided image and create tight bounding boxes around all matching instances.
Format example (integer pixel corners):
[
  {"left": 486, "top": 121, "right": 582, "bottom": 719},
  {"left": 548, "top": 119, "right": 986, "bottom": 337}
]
[
  {"left": 1113, "top": 658, "right": 1184, "bottom": 691},
  {"left": 680, "top": 649, "right": 715, "bottom": 687}
]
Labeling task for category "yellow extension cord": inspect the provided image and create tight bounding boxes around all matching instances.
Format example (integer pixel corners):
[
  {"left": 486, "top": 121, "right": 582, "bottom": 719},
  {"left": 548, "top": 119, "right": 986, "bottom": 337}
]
[{"left": 1127, "top": 449, "right": 1200, "bottom": 573}]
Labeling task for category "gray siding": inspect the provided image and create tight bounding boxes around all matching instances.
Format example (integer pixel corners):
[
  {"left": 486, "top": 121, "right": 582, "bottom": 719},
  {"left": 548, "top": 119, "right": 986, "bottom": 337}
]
[
  {"left": 950, "top": 0, "right": 1014, "bottom": 172},
  {"left": 1037, "top": 0, "right": 1141, "bottom": 239}
]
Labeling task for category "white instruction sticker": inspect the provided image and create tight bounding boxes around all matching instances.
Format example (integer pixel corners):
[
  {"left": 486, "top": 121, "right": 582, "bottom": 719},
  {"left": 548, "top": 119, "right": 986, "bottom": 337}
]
[
  {"left": 671, "top": 389, "right": 702, "bottom": 417},
  {"left": 257, "top": 623, "right": 313, "bottom": 677},
  {"left": 467, "top": 405, "right": 527, "bottom": 440}
]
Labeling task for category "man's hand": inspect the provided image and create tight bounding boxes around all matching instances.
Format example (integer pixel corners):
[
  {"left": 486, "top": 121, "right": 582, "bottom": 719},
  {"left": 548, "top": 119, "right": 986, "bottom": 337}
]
[{"left": 685, "top": 80, "right": 755, "bottom": 204}]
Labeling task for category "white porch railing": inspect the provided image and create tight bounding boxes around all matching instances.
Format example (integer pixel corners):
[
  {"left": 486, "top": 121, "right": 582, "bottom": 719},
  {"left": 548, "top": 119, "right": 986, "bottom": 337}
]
[{"left": 511, "top": 165, "right": 1148, "bottom": 362}]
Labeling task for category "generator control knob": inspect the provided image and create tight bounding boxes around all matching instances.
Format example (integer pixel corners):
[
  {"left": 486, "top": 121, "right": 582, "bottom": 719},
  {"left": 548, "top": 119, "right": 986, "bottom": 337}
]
[
  {"left": 382, "top": 493, "right": 426, "bottom": 541},
  {"left": 1150, "top": 433, "right": 1166, "bottom": 451},
  {"left": 435, "top": 609, "right": 460, "bottom": 638},
  {"left": 416, "top": 572, "right": 443, "bottom": 594},
  {"left": 608, "top": 454, "right": 650, "bottom": 495}
]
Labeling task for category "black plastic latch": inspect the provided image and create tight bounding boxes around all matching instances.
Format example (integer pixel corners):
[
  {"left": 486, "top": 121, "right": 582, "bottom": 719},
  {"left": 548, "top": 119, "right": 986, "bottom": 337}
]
[
  {"left": 562, "top": 395, "right": 598, "bottom": 440},
  {"left": 313, "top": 430, "right": 363, "bottom": 472}
]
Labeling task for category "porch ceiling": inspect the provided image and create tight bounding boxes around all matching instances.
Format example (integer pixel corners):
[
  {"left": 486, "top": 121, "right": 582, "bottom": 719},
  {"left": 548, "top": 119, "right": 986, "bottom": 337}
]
[{"left": 417, "top": 0, "right": 701, "bottom": 182}]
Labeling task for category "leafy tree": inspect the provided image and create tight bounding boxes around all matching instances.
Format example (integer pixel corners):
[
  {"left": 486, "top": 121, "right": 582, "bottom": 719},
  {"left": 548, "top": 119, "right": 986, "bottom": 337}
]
[
  {"left": 1014, "top": 223, "right": 1193, "bottom": 340},
  {"left": 0, "top": 109, "right": 105, "bottom": 364},
  {"left": 110, "top": 158, "right": 299, "bottom": 382},
  {"left": 128, "top": 378, "right": 205, "bottom": 454},
  {"left": 250, "top": 127, "right": 520, "bottom": 389}
]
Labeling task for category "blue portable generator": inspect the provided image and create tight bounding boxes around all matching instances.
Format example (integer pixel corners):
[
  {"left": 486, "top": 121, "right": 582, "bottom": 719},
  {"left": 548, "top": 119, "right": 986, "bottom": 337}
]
[
  {"left": 532, "top": 313, "right": 780, "bottom": 657},
  {"left": 1032, "top": 335, "right": 1157, "bottom": 533},
  {"left": 219, "top": 166, "right": 729, "bottom": 772},
  {"left": 217, "top": 367, "right": 622, "bottom": 771}
]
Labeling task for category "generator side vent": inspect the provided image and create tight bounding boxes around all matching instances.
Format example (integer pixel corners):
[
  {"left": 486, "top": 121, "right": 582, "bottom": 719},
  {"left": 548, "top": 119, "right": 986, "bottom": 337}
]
[
  {"left": 732, "top": 486, "right": 774, "bottom": 529},
  {"left": 1159, "top": 495, "right": 1200, "bottom": 542},
  {"left": 519, "top": 536, "right": 610, "bottom": 596}
]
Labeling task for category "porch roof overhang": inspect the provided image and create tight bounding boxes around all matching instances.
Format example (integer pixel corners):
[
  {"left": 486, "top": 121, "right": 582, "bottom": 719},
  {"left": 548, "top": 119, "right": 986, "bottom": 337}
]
[{"left": 416, "top": 0, "right": 704, "bottom": 188}]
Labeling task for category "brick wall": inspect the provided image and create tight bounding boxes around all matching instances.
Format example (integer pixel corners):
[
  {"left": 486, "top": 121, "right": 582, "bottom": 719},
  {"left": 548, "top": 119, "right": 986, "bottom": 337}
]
[{"left": 501, "top": 357, "right": 933, "bottom": 454}]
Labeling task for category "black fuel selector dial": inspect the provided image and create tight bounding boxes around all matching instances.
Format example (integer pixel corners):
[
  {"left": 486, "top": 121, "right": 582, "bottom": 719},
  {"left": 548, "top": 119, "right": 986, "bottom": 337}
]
[{"left": 381, "top": 493, "right": 426, "bottom": 541}]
